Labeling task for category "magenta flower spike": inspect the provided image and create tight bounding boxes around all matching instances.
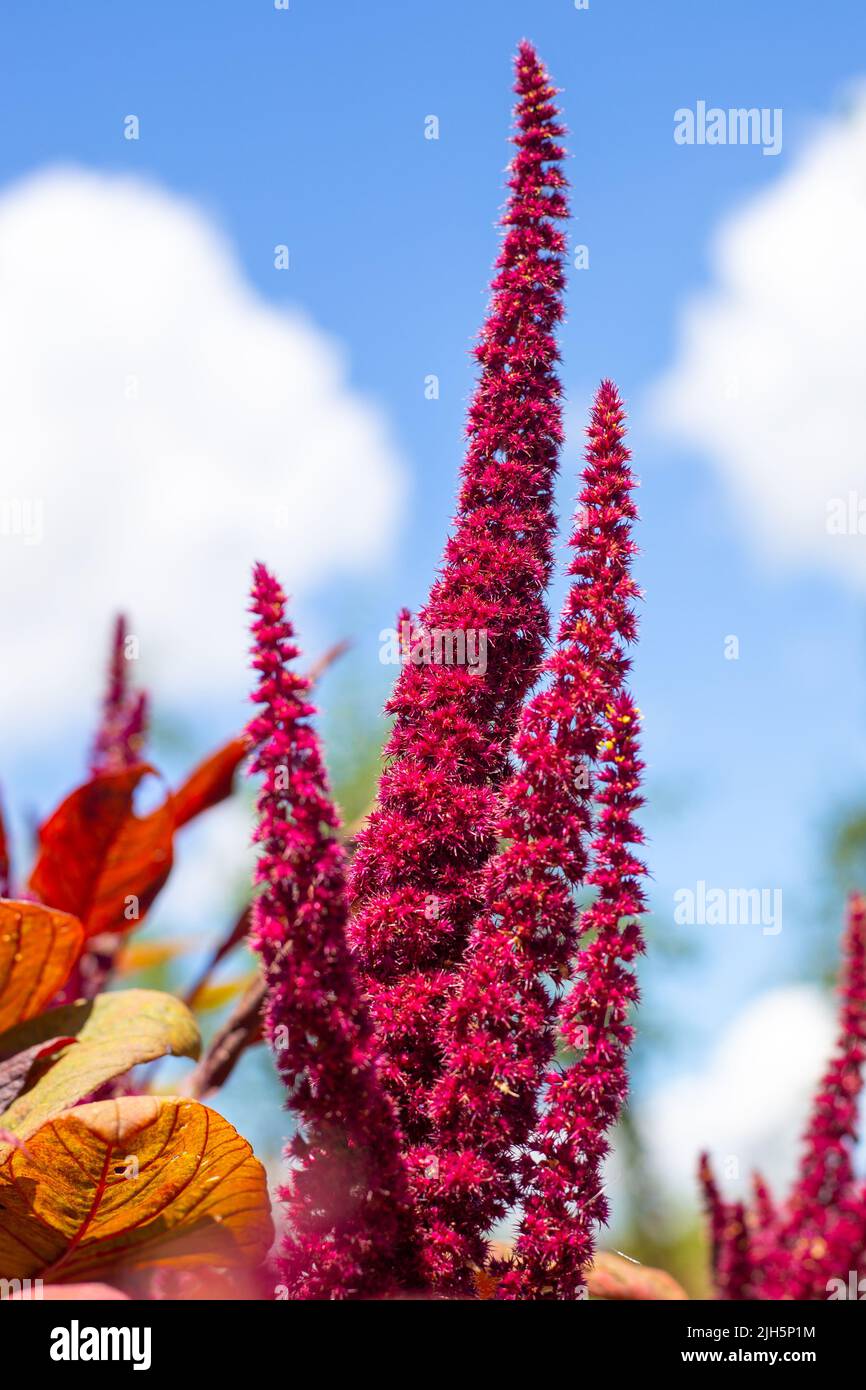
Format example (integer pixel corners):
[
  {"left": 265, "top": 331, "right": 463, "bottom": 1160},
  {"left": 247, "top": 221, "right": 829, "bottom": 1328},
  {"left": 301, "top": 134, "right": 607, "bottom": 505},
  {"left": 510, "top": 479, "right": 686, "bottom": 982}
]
[
  {"left": 699, "top": 1154, "right": 753, "bottom": 1300},
  {"left": 765, "top": 891, "right": 866, "bottom": 1298},
  {"left": 701, "top": 894, "right": 866, "bottom": 1300},
  {"left": 699, "top": 1153, "right": 728, "bottom": 1289},
  {"left": 414, "top": 382, "right": 644, "bottom": 1299},
  {"left": 751, "top": 1170, "right": 776, "bottom": 1231},
  {"left": 246, "top": 563, "right": 422, "bottom": 1300},
  {"left": 503, "top": 684, "right": 647, "bottom": 1298},
  {"left": 791, "top": 892, "right": 866, "bottom": 1223},
  {"left": 89, "top": 613, "right": 148, "bottom": 775},
  {"left": 347, "top": 41, "right": 569, "bottom": 1145},
  {"left": 421, "top": 382, "right": 642, "bottom": 1289}
]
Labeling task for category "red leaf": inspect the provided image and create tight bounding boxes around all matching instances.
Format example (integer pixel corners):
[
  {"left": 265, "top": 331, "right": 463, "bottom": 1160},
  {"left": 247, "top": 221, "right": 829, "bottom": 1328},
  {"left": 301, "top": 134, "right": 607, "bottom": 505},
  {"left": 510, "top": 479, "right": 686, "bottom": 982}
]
[
  {"left": 172, "top": 736, "right": 249, "bottom": 829},
  {"left": 29, "top": 766, "right": 174, "bottom": 939}
]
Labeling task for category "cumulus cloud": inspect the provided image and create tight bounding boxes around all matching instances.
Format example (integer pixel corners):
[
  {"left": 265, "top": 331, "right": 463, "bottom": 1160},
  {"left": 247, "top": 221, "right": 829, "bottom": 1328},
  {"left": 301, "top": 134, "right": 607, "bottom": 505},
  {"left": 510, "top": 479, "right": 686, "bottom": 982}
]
[
  {"left": 649, "top": 90, "right": 866, "bottom": 590},
  {"left": 640, "top": 985, "right": 836, "bottom": 1221},
  {"left": 0, "top": 168, "right": 406, "bottom": 742}
]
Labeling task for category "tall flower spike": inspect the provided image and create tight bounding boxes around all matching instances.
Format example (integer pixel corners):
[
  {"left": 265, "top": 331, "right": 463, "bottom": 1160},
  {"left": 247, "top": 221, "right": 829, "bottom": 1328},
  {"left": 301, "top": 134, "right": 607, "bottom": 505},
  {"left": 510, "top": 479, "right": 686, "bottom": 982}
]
[
  {"left": 349, "top": 40, "right": 569, "bottom": 1143},
  {"left": 468, "top": 384, "right": 644, "bottom": 1298},
  {"left": 246, "top": 563, "right": 422, "bottom": 1300},
  {"left": 424, "top": 382, "right": 641, "bottom": 1290},
  {"left": 90, "top": 614, "right": 148, "bottom": 775},
  {"left": 504, "top": 685, "right": 647, "bottom": 1298}
]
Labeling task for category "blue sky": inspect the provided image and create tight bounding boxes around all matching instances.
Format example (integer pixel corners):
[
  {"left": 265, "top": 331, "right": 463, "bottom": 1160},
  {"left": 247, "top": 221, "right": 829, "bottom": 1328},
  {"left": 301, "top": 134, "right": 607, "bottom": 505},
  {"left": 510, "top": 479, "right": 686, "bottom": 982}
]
[{"left": 1, "top": 0, "right": 865, "bottom": 1181}]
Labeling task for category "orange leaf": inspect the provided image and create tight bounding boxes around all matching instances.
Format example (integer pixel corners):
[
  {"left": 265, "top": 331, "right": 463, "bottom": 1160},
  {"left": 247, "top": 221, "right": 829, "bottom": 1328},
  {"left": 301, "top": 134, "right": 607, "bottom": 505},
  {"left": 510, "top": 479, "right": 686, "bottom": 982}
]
[
  {"left": 0, "top": 901, "right": 84, "bottom": 1033},
  {"left": 29, "top": 766, "right": 174, "bottom": 939},
  {"left": 172, "top": 736, "right": 249, "bottom": 830},
  {"left": 586, "top": 1251, "right": 689, "bottom": 1301},
  {"left": 0, "top": 1096, "right": 274, "bottom": 1284}
]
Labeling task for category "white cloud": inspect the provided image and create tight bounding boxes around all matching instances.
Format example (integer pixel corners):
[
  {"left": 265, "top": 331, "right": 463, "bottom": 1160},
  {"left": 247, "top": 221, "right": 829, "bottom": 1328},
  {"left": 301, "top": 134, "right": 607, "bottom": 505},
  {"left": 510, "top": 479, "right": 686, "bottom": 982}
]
[
  {"left": 0, "top": 167, "right": 406, "bottom": 742},
  {"left": 640, "top": 985, "right": 836, "bottom": 1221},
  {"left": 649, "top": 90, "right": 866, "bottom": 589}
]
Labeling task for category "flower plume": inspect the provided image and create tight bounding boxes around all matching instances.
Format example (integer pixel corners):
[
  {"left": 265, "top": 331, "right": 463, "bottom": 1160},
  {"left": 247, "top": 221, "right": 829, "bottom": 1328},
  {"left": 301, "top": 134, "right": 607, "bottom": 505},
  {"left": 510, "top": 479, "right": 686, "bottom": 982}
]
[
  {"left": 702, "top": 893, "right": 866, "bottom": 1299},
  {"left": 90, "top": 614, "right": 148, "bottom": 776},
  {"left": 349, "top": 37, "right": 570, "bottom": 1146},
  {"left": 501, "top": 384, "right": 646, "bottom": 1299},
  {"left": 246, "top": 562, "right": 421, "bottom": 1299},
  {"left": 423, "top": 381, "right": 643, "bottom": 1291}
]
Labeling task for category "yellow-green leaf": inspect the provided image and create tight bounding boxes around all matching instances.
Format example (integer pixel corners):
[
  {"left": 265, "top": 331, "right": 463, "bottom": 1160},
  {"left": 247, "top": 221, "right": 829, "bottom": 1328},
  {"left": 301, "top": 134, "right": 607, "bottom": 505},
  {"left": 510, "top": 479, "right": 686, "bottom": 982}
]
[
  {"left": 0, "top": 1096, "right": 273, "bottom": 1283},
  {"left": 0, "top": 989, "right": 200, "bottom": 1139}
]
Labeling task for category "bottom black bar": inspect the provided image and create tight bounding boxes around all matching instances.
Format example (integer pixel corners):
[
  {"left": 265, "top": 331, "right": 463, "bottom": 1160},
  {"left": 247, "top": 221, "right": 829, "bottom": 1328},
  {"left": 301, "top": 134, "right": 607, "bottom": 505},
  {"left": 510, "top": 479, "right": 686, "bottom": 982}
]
[{"left": 3, "top": 1292, "right": 859, "bottom": 1376}]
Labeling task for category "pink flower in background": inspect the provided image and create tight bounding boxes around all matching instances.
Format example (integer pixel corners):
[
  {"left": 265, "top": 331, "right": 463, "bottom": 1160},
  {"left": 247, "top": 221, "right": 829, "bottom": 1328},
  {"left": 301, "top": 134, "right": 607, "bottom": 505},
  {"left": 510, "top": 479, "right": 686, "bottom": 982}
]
[
  {"left": 702, "top": 893, "right": 866, "bottom": 1300},
  {"left": 90, "top": 614, "right": 148, "bottom": 775}
]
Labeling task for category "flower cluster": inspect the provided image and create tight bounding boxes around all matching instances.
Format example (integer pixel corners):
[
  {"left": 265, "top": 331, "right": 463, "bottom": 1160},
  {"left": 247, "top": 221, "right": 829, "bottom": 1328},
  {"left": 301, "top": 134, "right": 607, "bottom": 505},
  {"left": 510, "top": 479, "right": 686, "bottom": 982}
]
[
  {"left": 701, "top": 893, "right": 866, "bottom": 1299},
  {"left": 247, "top": 378, "right": 645, "bottom": 1299},
  {"left": 348, "top": 39, "right": 569, "bottom": 1144},
  {"left": 422, "top": 383, "right": 644, "bottom": 1291},
  {"left": 246, "top": 563, "right": 422, "bottom": 1299},
  {"left": 245, "top": 45, "right": 647, "bottom": 1302}
]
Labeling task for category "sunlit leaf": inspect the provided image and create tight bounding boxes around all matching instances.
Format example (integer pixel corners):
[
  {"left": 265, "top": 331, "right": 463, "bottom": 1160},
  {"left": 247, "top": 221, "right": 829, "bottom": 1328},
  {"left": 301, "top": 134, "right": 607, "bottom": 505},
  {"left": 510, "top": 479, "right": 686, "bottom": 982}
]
[
  {"left": 29, "top": 766, "right": 174, "bottom": 938},
  {"left": 0, "top": 989, "right": 200, "bottom": 1139},
  {"left": 586, "top": 1251, "right": 689, "bottom": 1301},
  {"left": 0, "top": 1096, "right": 274, "bottom": 1283},
  {"left": 0, "top": 901, "right": 84, "bottom": 1033},
  {"left": 172, "top": 737, "right": 249, "bottom": 830}
]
